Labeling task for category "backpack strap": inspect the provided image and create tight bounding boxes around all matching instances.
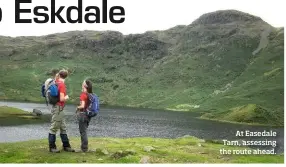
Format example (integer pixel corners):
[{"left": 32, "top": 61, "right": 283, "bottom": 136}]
[
  {"left": 44, "top": 79, "right": 57, "bottom": 106},
  {"left": 94, "top": 94, "right": 99, "bottom": 112},
  {"left": 86, "top": 93, "right": 92, "bottom": 109},
  {"left": 44, "top": 79, "right": 55, "bottom": 94}
]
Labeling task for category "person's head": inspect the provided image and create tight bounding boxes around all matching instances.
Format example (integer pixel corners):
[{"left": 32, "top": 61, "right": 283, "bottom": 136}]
[
  {"left": 82, "top": 80, "right": 93, "bottom": 93},
  {"left": 58, "top": 69, "right": 68, "bottom": 80}
]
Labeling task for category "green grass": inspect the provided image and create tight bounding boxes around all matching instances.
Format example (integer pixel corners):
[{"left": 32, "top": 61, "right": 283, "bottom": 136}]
[
  {"left": 264, "top": 68, "right": 283, "bottom": 77},
  {"left": 201, "top": 104, "right": 283, "bottom": 126},
  {"left": 0, "top": 106, "right": 50, "bottom": 126},
  {"left": 0, "top": 136, "right": 283, "bottom": 163}
]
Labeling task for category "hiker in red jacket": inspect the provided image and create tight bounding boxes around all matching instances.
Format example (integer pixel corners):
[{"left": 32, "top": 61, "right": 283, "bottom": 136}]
[
  {"left": 76, "top": 80, "right": 93, "bottom": 152},
  {"left": 48, "top": 69, "right": 75, "bottom": 153}
]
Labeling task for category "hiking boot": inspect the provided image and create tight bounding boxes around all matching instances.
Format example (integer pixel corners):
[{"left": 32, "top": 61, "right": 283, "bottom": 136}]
[
  {"left": 82, "top": 149, "right": 88, "bottom": 153},
  {"left": 48, "top": 133, "right": 59, "bottom": 153},
  {"left": 63, "top": 147, "right": 75, "bottom": 152},
  {"left": 76, "top": 149, "right": 94, "bottom": 153},
  {"left": 49, "top": 147, "right": 60, "bottom": 153},
  {"left": 60, "top": 134, "right": 75, "bottom": 152}
]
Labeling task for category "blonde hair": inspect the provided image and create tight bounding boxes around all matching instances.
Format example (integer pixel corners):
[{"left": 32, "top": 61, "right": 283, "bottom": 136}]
[
  {"left": 55, "top": 73, "right": 60, "bottom": 80},
  {"left": 82, "top": 80, "right": 88, "bottom": 88}
]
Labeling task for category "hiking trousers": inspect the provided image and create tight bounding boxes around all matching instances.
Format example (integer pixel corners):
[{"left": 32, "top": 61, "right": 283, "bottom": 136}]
[
  {"left": 48, "top": 105, "right": 73, "bottom": 150},
  {"left": 49, "top": 105, "right": 67, "bottom": 134},
  {"left": 77, "top": 112, "right": 90, "bottom": 151}
]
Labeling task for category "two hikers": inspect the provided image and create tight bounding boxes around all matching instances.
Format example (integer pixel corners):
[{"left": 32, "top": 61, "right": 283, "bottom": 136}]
[{"left": 43, "top": 70, "right": 99, "bottom": 153}]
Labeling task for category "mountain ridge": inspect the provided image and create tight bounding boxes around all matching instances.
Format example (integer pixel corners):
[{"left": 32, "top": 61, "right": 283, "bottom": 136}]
[{"left": 0, "top": 9, "right": 284, "bottom": 125}]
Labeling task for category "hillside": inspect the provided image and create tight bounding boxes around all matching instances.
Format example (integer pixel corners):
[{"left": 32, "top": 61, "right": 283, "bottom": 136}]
[{"left": 0, "top": 10, "right": 284, "bottom": 125}]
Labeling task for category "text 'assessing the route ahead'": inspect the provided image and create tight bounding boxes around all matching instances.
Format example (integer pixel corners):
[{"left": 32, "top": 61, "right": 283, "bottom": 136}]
[{"left": 219, "top": 130, "right": 278, "bottom": 155}]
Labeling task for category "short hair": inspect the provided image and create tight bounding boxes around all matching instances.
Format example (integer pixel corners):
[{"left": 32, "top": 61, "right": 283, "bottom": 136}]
[{"left": 58, "top": 69, "right": 68, "bottom": 79}]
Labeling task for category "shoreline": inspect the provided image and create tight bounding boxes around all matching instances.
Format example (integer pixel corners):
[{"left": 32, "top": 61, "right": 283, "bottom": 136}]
[
  {"left": 0, "top": 99, "right": 283, "bottom": 127},
  {"left": 0, "top": 99, "right": 199, "bottom": 113}
]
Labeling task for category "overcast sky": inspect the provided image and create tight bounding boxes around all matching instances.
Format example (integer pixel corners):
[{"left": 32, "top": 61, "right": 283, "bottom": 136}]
[{"left": 0, "top": 0, "right": 284, "bottom": 37}]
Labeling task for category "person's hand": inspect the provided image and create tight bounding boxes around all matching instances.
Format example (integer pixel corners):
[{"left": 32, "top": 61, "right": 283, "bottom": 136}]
[{"left": 64, "top": 95, "right": 69, "bottom": 100}]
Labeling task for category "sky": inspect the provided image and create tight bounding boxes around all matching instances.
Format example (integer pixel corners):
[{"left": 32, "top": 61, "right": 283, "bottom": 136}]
[{"left": 0, "top": 0, "right": 284, "bottom": 37}]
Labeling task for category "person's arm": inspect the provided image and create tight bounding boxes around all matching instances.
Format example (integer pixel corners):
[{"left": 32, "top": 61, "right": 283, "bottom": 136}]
[
  {"left": 77, "top": 101, "right": 85, "bottom": 109},
  {"left": 60, "top": 93, "right": 65, "bottom": 102},
  {"left": 77, "top": 93, "right": 86, "bottom": 110},
  {"left": 58, "top": 84, "right": 68, "bottom": 102}
]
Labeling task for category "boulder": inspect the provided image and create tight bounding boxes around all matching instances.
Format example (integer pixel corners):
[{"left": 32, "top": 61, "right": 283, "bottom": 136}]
[
  {"left": 140, "top": 156, "right": 150, "bottom": 164},
  {"left": 32, "top": 109, "right": 42, "bottom": 116},
  {"left": 143, "top": 146, "right": 155, "bottom": 152}
]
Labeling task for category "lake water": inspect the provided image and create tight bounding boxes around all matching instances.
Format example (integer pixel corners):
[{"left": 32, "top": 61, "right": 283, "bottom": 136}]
[{"left": 0, "top": 101, "right": 284, "bottom": 153}]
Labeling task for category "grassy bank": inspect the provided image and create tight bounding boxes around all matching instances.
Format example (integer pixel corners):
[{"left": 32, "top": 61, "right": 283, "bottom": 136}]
[
  {"left": 199, "top": 117, "right": 283, "bottom": 127},
  {"left": 0, "top": 136, "right": 283, "bottom": 163},
  {"left": 200, "top": 104, "right": 284, "bottom": 127},
  {"left": 0, "top": 106, "right": 50, "bottom": 126}
]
